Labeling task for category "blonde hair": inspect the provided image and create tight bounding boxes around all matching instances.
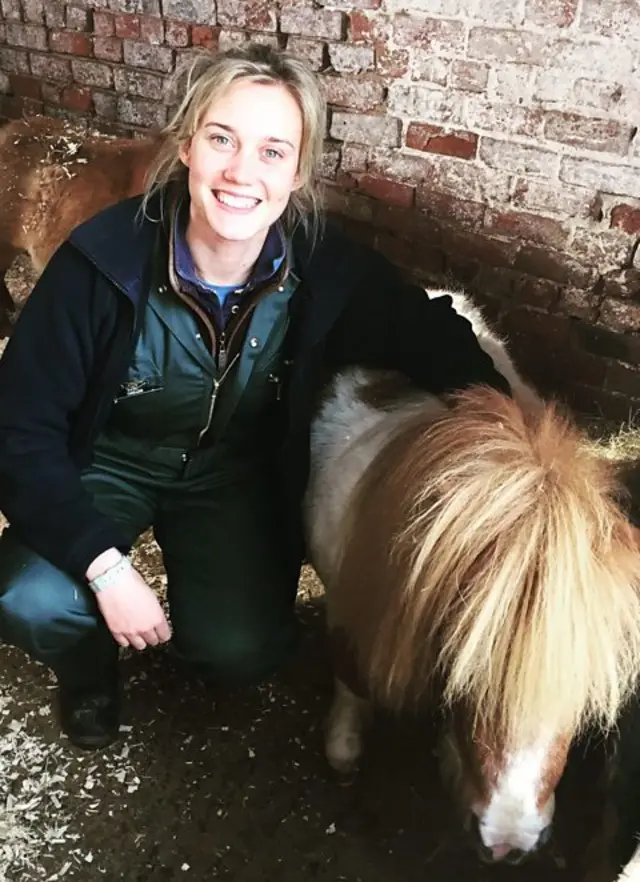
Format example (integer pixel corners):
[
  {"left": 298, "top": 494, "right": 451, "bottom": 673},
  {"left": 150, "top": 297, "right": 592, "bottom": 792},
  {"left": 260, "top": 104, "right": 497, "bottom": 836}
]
[{"left": 142, "top": 43, "right": 326, "bottom": 237}]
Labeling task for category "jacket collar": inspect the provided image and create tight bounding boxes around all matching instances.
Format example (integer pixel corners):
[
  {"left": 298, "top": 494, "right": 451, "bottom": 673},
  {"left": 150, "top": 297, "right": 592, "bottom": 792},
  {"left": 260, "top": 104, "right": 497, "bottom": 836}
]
[
  {"left": 68, "top": 192, "right": 166, "bottom": 305},
  {"left": 68, "top": 194, "right": 362, "bottom": 344}
]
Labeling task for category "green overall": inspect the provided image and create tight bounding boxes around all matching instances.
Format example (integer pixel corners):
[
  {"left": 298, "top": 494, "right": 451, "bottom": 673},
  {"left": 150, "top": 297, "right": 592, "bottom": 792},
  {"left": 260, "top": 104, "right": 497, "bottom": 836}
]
[{"left": 0, "top": 272, "right": 301, "bottom": 689}]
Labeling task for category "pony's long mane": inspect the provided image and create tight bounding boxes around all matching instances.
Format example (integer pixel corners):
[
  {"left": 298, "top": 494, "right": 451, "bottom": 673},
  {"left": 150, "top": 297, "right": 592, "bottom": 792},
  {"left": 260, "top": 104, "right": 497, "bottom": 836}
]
[{"left": 331, "top": 386, "right": 640, "bottom": 744}]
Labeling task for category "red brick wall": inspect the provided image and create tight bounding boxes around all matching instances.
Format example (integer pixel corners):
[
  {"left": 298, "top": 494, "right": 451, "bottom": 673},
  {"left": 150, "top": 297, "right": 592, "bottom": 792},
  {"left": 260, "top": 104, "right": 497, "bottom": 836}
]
[{"left": 0, "top": 0, "right": 639, "bottom": 420}]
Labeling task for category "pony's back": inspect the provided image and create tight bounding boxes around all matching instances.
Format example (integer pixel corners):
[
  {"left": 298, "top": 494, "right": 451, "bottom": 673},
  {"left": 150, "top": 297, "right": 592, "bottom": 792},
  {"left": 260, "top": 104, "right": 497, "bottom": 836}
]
[{"left": 0, "top": 116, "right": 161, "bottom": 273}]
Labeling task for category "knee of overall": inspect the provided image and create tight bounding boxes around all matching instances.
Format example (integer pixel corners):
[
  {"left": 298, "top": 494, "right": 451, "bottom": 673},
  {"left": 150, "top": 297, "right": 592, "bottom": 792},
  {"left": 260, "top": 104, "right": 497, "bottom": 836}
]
[
  {"left": 0, "top": 569, "right": 97, "bottom": 659},
  {"left": 177, "top": 619, "right": 299, "bottom": 687}
]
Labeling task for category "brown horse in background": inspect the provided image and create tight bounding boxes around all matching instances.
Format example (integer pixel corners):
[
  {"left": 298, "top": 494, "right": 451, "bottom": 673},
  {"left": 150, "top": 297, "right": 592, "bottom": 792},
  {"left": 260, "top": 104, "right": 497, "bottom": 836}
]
[{"left": 0, "top": 115, "right": 161, "bottom": 335}]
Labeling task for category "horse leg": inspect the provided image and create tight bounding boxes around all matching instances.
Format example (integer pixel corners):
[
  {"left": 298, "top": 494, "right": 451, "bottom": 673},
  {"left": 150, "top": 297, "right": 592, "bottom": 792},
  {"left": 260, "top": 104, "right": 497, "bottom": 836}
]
[
  {"left": 0, "top": 275, "right": 16, "bottom": 338},
  {"left": 325, "top": 677, "right": 371, "bottom": 775},
  {"left": 0, "top": 244, "right": 21, "bottom": 338}
]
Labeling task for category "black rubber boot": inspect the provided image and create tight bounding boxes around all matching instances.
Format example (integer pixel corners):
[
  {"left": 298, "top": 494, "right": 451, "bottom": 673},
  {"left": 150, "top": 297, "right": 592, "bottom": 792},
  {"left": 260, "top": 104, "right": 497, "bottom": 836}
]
[
  {"left": 52, "top": 629, "right": 121, "bottom": 750},
  {"left": 58, "top": 683, "right": 121, "bottom": 750}
]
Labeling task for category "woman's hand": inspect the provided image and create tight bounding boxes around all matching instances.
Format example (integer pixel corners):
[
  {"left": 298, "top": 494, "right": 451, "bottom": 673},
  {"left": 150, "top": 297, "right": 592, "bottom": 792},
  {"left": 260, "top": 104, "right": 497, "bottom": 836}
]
[{"left": 86, "top": 549, "right": 171, "bottom": 650}]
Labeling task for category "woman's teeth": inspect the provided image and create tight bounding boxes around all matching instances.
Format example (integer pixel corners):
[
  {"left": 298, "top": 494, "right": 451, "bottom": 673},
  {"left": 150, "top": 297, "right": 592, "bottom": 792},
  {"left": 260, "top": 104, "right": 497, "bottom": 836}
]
[{"left": 215, "top": 191, "right": 259, "bottom": 209}]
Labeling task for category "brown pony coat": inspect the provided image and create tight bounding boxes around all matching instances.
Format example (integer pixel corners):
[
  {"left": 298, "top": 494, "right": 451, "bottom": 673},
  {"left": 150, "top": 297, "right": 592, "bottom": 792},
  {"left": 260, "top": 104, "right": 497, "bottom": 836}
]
[{"left": 0, "top": 115, "right": 162, "bottom": 333}]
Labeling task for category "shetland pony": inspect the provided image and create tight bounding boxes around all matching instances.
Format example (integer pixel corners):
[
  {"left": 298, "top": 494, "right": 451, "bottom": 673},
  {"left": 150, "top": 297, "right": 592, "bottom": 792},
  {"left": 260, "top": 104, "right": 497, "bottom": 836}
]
[
  {"left": 0, "top": 115, "right": 161, "bottom": 335},
  {"left": 305, "top": 290, "right": 640, "bottom": 864}
]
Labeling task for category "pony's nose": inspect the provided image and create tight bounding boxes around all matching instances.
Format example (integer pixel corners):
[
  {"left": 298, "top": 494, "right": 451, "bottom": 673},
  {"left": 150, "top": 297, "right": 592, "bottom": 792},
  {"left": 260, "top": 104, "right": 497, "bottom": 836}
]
[
  {"left": 478, "top": 842, "right": 526, "bottom": 864},
  {"left": 495, "top": 845, "right": 526, "bottom": 864},
  {"left": 469, "top": 816, "right": 531, "bottom": 864}
]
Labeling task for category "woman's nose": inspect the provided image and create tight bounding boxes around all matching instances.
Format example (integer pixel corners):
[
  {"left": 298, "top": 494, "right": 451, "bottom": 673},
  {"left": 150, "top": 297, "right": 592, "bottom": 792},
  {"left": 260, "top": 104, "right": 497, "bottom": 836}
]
[{"left": 223, "top": 150, "right": 256, "bottom": 184}]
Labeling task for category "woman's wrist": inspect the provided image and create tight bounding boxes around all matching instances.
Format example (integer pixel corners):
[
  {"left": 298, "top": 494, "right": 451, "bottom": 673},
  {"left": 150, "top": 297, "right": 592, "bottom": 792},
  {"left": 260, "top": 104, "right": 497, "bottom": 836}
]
[
  {"left": 85, "top": 547, "right": 124, "bottom": 582},
  {"left": 88, "top": 555, "right": 133, "bottom": 594}
]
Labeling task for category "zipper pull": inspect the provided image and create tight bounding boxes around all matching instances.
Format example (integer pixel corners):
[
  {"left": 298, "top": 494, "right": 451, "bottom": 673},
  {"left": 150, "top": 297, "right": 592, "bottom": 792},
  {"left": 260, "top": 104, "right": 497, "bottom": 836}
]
[
  {"left": 218, "top": 332, "right": 227, "bottom": 372},
  {"left": 268, "top": 372, "right": 282, "bottom": 401}
]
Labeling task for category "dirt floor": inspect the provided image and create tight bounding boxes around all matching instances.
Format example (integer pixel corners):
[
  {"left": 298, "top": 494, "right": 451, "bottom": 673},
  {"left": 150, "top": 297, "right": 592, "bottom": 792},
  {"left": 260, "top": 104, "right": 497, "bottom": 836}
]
[
  {"left": 0, "top": 256, "right": 630, "bottom": 882},
  {"left": 0, "top": 565, "right": 611, "bottom": 882}
]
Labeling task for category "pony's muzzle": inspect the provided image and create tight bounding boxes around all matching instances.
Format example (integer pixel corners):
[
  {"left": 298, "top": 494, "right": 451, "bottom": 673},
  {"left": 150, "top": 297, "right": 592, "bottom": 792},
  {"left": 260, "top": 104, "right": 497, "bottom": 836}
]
[
  {"left": 478, "top": 843, "right": 526, "bottom": 865},
  {"left": 470, "top": 816, "right": 551, "bottom": 864}
]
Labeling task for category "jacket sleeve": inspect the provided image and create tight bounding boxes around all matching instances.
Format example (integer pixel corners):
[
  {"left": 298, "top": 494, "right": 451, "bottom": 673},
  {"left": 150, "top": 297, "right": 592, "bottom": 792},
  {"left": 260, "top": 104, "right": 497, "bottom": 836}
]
[
  {"left": 0, "top": 243, "right": 131, "bottom": 580},
  {"left": 323, "top": 244, "right": 511, "bottom": 397}
]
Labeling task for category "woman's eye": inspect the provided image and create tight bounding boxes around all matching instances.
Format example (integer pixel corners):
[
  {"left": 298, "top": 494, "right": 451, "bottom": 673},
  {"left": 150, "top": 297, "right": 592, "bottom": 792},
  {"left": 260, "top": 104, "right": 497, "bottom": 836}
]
[
  {"left": 210, "top": 134, "right": 231, "bottom": 147},
  {"left": 264, "top": 148, "right": 284, "bottom": 160}
]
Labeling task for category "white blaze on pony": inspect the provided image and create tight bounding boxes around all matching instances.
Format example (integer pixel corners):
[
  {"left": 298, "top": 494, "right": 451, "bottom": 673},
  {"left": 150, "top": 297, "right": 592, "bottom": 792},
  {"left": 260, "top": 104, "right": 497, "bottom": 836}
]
[{"left": 305, "top": 290, "right": 640, "bottom": 864}]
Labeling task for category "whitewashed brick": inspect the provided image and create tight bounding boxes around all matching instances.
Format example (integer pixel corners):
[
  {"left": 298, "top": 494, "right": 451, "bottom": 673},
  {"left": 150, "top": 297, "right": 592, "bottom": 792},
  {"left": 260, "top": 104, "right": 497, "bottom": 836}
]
[
  {"left": 450, "top": 59, "right": 489, "bottom": 93},
  {"left": 369, "top": 148, "right": 511, "bottom": 203},
  {"left": 329, "top": 44, "right": 374, "bottom": 75},
  {"left": 341, "top": 143, "right": 368, "bottom": 172},
  {"left": 0, "top": 47, "right": 30, "bottom": 74},
  {"left": 123, "top": 40, "right": 173, "bottom": 72},
  {"left": 572, "top": 79, "right": 625, "bottom": 116},
  {"left": 281, "top": 7, "right": 344, "bottom": 41},
  {"left": 580, "top": 0, "right": 640, "bottom": 42},
  {"left": 71, "top": 59, "right": 113, "bottom": 89},
  {"left": 548, "top": 40, "right": 634, "bottom": 80},
  {"left": 480, "top": 138, "right": 560, "bottom": 177},
  {"left": 410, "top": 52, "right": 449, "bottom": 86},
  {"left": 113, "top": 68, "right": 165, "bottom": 100},
  {"left": 511, "top": 177, "right": 595, "bottom": 218},
  {"left": 330, "top": 112, "right": 401, "bottom": 147},
  {"left": 386, "top": 0, "right": 471, "bottom": 12},
  {"left": 218, "top": 30, "right": 249, "bottom": 50},
  {"left": 571, "top": 227, "right": 635, "bottom": 273},
  {"left": 469, "top": 27, "right": 546, "bottom": 64},
  {"left": 470, "top": 0, "right": 525, "bottom": 27},
  {"left": 286, "top": 38, "right": 325, "bottom": 71},
  {"left": 525, "top": 0, "right": 579, "bottom": 28},
  {"left": 162, "top": 0, "right": 214, "bottom": 23},
  {"left": 388, "top": 82, "right": 465, "bottom": 125},
  {"left": 321, "top": 145, "right": 340, "bottom": 180},
  {"left": 117, "top": 95, "right": 167, "bottom": 127},
  {"left": 487, "top": 63, "right": 534, "bottom": 103},
  {"left": 581, "top": 80, "right": 640, "bottom": 126},
  {"left": 465, "top": 96, "right": 544, "bottom": 138},
  {"left": 533, "top": 70, "right": 575, "bottom": 104},
  {"left": 560, "top": 156, "right": 640, "bottom": 198},
  {"left": 391, "top": 15, "right": 466, "bottom": 55},
  {"left": 217, "top": 0, "right": 277, "bottom": 32}
]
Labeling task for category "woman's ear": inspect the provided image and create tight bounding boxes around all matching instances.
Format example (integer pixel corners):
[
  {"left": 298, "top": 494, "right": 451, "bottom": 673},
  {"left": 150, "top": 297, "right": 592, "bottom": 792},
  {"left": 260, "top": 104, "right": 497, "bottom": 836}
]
[
  {"left": 291, "top": 168, "right": 303, "bottom": 192},
  {"left": 179, "top": 138, "right": 192, "bottom": 168}
]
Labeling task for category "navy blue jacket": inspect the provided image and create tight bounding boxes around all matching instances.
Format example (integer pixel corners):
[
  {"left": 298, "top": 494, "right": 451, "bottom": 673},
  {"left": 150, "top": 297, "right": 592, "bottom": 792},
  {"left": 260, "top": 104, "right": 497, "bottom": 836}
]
[{"left": 0, "top": 194, "right": 509, "bottom": 580}]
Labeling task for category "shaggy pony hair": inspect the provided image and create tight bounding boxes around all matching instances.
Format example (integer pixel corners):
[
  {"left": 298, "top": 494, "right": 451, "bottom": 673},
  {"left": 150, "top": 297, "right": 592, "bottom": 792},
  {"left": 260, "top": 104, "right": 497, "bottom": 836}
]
[{"left": 330, "top": 385, "right": 640, "bottom": 746}]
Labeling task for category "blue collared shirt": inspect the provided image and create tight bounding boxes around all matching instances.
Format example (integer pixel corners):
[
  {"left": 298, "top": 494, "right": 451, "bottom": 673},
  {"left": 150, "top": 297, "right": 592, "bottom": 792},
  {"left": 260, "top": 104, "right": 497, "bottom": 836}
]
[{"left": 173, "top": 203, "right": 286, "bottom": 329}]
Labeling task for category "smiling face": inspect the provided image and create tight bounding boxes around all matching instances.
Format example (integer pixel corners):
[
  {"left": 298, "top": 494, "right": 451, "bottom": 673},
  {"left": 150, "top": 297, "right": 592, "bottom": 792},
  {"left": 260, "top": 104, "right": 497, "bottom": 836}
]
[{"left": 179, "top": 79, "right": 303, "bottom": 250}]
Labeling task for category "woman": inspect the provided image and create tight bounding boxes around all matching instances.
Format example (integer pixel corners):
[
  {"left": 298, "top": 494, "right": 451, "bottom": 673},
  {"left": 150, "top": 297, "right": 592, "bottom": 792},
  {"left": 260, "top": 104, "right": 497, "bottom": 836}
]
[{"left": 0, "top": 44, "right": 509, "bottom": 750}]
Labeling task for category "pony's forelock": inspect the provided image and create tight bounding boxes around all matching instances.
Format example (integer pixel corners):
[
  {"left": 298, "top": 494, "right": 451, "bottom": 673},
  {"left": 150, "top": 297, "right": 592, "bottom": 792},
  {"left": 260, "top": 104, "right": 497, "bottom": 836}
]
[{"left": 334, "top": 386, "right": 640, "bottom": 746}]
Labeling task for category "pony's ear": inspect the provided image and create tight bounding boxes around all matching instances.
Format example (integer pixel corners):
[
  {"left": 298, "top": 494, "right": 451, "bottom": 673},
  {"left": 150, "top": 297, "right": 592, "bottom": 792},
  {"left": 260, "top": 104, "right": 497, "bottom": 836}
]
[{"left": 179, "top": 138, "right": 192, "bottom": 168}]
